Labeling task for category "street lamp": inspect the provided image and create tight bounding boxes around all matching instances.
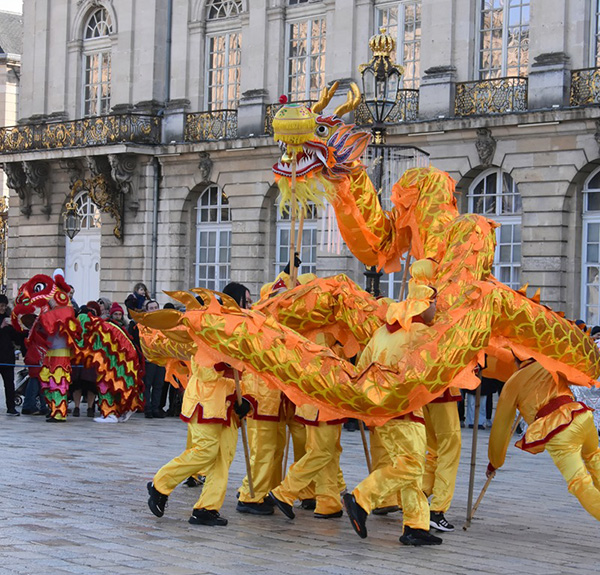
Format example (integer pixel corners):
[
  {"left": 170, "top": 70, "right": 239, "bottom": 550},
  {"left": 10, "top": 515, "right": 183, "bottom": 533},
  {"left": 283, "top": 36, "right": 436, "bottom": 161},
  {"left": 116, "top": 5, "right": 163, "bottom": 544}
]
[
  {"left": 359, "top": 28, "right": 403, "bottom": 296},
  {"left": 62, "top": 188, "right": 81, "bottom": 241},
  {"left": 359, "top": 28, "right": 404, "bottom": 145}
]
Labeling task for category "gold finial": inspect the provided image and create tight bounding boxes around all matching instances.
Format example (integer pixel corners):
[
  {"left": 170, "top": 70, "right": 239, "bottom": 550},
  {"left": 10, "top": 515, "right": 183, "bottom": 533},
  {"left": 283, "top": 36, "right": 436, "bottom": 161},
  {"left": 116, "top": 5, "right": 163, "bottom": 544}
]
[{"left": 368, "top": 27, "right": 396, "bottom": 58}]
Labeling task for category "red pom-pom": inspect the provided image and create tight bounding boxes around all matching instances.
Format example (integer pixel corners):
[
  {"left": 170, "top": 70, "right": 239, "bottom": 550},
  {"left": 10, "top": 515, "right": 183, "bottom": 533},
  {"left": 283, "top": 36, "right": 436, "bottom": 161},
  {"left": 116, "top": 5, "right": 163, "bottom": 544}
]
[{"left": 279, "top": 95, "right": 288, "bottom": 104}]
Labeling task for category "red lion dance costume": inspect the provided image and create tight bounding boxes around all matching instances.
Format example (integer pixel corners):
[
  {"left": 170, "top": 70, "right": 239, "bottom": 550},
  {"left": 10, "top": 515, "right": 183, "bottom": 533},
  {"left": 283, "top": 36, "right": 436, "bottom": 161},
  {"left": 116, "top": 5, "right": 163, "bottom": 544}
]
[{"left": 12, "top": 273, "right": 144, "bottom": 421}]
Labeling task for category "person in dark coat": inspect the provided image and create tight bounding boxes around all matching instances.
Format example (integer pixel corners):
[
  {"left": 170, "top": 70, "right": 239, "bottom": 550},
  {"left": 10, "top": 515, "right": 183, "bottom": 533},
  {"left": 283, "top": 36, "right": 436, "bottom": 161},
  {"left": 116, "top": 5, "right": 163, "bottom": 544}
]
[{"left": 0, "top": 294, "right": 23, "bottom": 415}]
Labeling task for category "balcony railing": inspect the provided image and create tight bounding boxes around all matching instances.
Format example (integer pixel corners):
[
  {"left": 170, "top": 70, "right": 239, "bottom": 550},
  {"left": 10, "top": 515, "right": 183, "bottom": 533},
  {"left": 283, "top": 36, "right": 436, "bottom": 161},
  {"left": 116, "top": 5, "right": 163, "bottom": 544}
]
[
  {"left": 355, "top": 90, "right": 419, "bottom": 126},
  {"left": 455, "top": 77, "right": 528, "bottom": 117},
  {"left": 184, "top": 109, "right": 238, "bottom": 142},
  {"left": 264, "top": 100, "right": 315, "bottom": 136},
  {"left": 0, "top": 113, "right": 161, "bottom": 153},
  {"left": 570, "top": 68, "right": 600, "bottom": 106}
]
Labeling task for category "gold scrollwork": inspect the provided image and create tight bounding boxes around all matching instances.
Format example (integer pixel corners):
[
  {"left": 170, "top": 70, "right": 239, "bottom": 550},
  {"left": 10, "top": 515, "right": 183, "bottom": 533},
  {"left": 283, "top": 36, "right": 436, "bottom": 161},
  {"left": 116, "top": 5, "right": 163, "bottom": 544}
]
[
  {"left": 72, "top": 175, "right": 123, "bottom": 240},
  {"left": 570, "top": 68, "right": 600, "bottom": 106},
  {"left": 184, "top": 110, "right": 238, "bottom": 142},
  {"left": 455, "top": 77, "right": 528, "bottom": 117}
]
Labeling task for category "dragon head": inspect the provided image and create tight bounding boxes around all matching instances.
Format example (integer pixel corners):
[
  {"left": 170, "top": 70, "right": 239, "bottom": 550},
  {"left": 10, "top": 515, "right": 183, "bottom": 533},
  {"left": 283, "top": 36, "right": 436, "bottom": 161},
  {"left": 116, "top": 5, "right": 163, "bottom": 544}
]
[
  {"left": 272, "top": 82, "right": 372, "bottom": 184},
  {"left": 12, "top": 273, "right": 72, "bottom": 332}
]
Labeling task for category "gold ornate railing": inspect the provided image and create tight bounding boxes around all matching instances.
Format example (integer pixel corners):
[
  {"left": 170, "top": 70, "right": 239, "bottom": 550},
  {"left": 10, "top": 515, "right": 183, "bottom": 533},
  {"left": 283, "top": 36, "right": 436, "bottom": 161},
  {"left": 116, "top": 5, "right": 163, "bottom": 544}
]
[
  {"left": 455, "top": 77, "right": 528, "bottom": 116},
  {"left": 0, "top": 114, "right": 161, "bottom": 153},
  {"left": 570, "top": 68, "right": 600, "bottom": 106},
  {"left": 264, "top": 100, "right": 315, "bottom": 136},
  {"left": 354, "top": 90, "right": 419, "bottom": 125},
  {"left": 184, "top": 109, "right": 238, "bottom": 141}
]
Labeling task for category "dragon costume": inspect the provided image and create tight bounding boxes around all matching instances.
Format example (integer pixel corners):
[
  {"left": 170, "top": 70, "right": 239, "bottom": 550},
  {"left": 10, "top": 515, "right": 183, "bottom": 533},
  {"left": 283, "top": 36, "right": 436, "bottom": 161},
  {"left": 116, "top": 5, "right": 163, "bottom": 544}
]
[
  {"left": 12, "top": 274, "right": 144, "bottom": 420},
  {"left": 136, "top": 84, "right": 600, "bottom": 426}
]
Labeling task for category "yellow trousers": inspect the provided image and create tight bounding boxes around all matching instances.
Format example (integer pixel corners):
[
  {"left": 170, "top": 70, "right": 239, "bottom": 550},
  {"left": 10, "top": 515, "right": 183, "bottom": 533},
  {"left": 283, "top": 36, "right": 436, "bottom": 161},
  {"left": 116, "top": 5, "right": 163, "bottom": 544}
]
[
  {"left": 546, "top": 411, "right": 600, "bottom": 521},
  {"left": 422, "top": 402, "right": 461, "bottom": 513},
  {"left": 286, "top": 412, "right": 315, "bottom": 500},
  {"left": 369, "top": 428, "right": 401, "bottom": 508},
  {"left": 272, "top": 423, "right": 343, "bottom": 514},
  {"left": 154, "top": 421, "right": 238, "bottom": 511},
  {"left": 238, "top": 418, "right": 286, "bottom": 503},
  {"left": 354, "top": 420, "right": 429, "bottom": 530}
]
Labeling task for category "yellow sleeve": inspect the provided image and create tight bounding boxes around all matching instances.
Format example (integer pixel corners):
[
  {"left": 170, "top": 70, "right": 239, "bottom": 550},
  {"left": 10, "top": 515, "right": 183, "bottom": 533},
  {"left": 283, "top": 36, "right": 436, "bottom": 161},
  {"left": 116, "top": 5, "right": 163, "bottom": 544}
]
[{"left": 488, "top": 375, "right": 519, "bottom": 470}]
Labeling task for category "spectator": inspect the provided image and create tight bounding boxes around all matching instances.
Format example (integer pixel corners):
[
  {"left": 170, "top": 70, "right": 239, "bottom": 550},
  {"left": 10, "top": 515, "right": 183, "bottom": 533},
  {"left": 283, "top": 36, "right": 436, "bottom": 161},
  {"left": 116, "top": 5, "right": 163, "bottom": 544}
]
[
  {"left": 142, "top": 299, "right": 166, "bottom": 419},
  {"left": 109, "top": 302, "right": 128, "bottom": 329},
  {"left": 0, "top": 294, "right": 21, "bottom": 416},
  {"left": 97, "top": 297, "right": 112, "bottom": 320},
  {"left": 125, "top": 283, "right": 150, "bottom": 317}
]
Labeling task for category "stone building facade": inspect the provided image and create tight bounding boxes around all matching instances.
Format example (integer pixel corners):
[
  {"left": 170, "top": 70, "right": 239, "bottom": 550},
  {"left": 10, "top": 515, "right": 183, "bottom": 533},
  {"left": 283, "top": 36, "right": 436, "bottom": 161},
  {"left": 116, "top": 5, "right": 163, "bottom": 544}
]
[{"left": 2, "top": 0, "right": 600, "bottom": 324}]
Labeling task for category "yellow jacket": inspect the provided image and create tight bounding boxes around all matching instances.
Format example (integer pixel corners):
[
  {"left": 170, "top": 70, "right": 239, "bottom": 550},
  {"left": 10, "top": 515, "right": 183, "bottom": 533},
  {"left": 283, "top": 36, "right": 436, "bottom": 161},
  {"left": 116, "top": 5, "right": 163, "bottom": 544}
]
[
  {"left": 489, "top": 361, "right": 592, "bottom": 466},
  {"left": 181, "top": 361, "right": 237, "bottom": 424},
  {"left": 357, "top": 322, "right": 429, "bottom": 421},
  {"left": 242, "top": 371, "right": 283, "bottom": 421}
]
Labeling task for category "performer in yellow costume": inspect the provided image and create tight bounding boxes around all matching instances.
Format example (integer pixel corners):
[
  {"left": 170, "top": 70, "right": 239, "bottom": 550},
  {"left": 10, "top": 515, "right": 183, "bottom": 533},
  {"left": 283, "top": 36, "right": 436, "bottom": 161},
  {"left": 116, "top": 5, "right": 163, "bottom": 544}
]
[
  {"left": 269, "top": 401, "right": 346, "bottom": 519},
  {"left": 487, "top": 358, "right": 600, "bottom": 521},
  {"left": 343, "top": 280, "right": 443, "bottom": 545}
]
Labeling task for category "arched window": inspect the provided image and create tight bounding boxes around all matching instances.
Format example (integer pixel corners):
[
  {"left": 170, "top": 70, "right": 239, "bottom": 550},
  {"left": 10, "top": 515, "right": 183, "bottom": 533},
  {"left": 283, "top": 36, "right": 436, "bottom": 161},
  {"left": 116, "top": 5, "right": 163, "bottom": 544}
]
[
  {"left": 468, "top": 168, "right": 522, "bottom": 289},
  {"left": 82, "top": 7, "right": 113, "bottom": 116},
  {"left": 477, "top": 0, "right": 529, "bottom": 79},
  {"left": 276, "top": 203, "right": 318, "bottom": 275},
  {"left": 205, "top": 1, "right": 242, "bottom": 110},
  {"left": 195, "top": 185, "right": 231, "bottom": 291},
  {"left": 581, "top": 168, "right": 600, "bottom": 325},
  {"left": 75, "top": 190, "right": 102, "bottom": 230},
  {"left": 375, "top": 1, "right": 421, "bottom": 89}
]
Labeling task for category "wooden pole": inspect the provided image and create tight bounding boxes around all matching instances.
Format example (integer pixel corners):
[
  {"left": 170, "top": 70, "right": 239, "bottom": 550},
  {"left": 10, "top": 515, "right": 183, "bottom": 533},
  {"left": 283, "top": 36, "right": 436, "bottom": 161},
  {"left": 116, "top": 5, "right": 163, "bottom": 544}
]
[
  {"left": 358, "top": 421, "right": 372, "bottom": 473},
  {"left": 464, "top": 415, "right": 523, "bottom": 528},
  {"left": 463, "top": 382, "right": 482, "bottom": 530},
  {"left": 234, "top": 370, "right": 254, "bottom": 498},
  {"left": 289, "top": 150, "right": 298, "bottom": 285},
  {"left": 282, "top": 427, "right": 291, "bottom": 476},
  {"left": 399, "top": 243, "right": 412, "bottom": 301}
]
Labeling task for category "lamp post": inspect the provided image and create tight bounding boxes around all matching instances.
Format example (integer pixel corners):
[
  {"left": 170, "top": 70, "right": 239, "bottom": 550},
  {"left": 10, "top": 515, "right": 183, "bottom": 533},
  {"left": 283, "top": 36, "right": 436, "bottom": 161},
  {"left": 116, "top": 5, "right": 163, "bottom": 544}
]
[
  {"left": 62, "top": 188, "right": 81, "bottom": 241},
  {"left": 359, "top": 28, "right": 403, "bottom": 297}
]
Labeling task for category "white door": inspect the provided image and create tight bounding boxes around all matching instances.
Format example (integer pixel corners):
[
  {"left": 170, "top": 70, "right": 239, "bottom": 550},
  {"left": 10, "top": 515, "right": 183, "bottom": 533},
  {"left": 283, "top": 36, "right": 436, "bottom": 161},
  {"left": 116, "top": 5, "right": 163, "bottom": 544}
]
[{"left": 65, "top": 191, "right": 102, "bottom": 304}]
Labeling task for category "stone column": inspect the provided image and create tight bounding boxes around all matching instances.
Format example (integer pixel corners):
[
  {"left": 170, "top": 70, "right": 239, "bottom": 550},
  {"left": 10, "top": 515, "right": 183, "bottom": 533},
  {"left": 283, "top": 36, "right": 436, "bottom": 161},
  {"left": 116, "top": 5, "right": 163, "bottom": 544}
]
[{"left": 162, "top": 98, "right": 190, "bottom": 143}]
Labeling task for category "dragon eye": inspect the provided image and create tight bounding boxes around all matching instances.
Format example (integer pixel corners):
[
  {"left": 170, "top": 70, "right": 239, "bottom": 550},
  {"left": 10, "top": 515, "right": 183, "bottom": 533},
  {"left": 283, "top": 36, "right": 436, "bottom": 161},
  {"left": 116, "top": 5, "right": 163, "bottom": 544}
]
[
  {"left": 33, "top": 282, "right": 46, "bottom": 293},
  {"left": 315, "top": 124, "right": 329, "bottom": 137}
]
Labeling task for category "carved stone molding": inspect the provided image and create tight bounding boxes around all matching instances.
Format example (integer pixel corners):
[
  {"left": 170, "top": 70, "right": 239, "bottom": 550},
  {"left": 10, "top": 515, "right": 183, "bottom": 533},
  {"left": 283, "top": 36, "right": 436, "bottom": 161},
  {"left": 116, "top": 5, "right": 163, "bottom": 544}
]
[
  {"left": 595, "top": 120, "right": 600, "bottom": 153},
  {"left": 198, "top": 152, "right": 213, "bottom": 184},
  {"left": 60, "top": 158, "right": 85, "bottom": 187},
  {"left": 475, "top": 128, "right": 496, "bottom": 167},
  {"left": 2, "top": 162, "right": 30, "bottom": 217},
  {"left": 23, "top": 161, "right": 51, "bottom": 217},
  {"left": 108, "top": 153, "right": 139, "bottom": 214}
]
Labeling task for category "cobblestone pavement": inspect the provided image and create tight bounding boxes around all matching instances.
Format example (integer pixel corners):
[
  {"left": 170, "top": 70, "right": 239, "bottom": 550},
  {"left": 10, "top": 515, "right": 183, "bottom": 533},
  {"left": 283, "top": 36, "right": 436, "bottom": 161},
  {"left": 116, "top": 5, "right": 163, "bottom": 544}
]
[{"left": 1, "top": 411, "right": 598, "bottom": 575}]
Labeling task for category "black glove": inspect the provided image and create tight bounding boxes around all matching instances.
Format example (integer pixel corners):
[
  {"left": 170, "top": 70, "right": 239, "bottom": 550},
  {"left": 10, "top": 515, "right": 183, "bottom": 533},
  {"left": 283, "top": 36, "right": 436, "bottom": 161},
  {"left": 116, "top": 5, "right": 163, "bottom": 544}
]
[
  {"left": 283, "top": 252, "right": 302, "bottom": 275},
  {"left": 233, "top": 397, "right": 252, "bottom": 419}
]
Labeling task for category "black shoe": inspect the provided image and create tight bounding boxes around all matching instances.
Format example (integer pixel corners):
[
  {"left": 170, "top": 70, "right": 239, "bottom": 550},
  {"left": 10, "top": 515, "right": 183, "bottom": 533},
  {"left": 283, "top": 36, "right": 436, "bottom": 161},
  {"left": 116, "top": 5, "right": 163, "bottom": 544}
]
[
  {"left": 189, "top": 508, "right": 228, "bottom": 526},
  {"left": 6, "top": 409, "right": 20, "bottom": 416},
  {"left": 430, "top": 511, "right": 454, "bottom": 532},
  {"left": 72, "top": 407, "right": 80, "bottom": 417},
  {"left": 21, "top": 408, "right": 37, "bottom": 415},
  {"left": 184, "top": 476, "right": 205, "bottom": 488},
  {"left": 263, "top": 493, "right": 275, "bottom": 507},
  {"left": 153, "top": 410, "right": 167, "bottom": 419},
  {"left": 300, "top": 498, "right": 316, "bottom": 510},
  {"left": 46, "top": 416, "right": 65, "bottom": 422},
  {"left": 87, "top": 407, "right": 95, "bottom": 418},
  {"left": 343, "top": 492, "right": 368, "bottom": 539},
  {"left": 145, "top": 412, "right": 153, "bottom": 419},
  {"left": 147, "top": 482, "right": 168, "bottom": 517},
  {"left": 372, "top": 505, "right": 400, "bottom": 516},
  {"left": 468, "top": 424, "right": 474, "bottom": 429},
  {"left": 268, "top": 491, "right": 295, "bottom": 519},
  {"left": 314, "top": 510, "right": 343, "bottom": 519},
  {"left": 236, "top": 501, "right": 275, "bottom": 515},
  {"left": 478, "top": 424, "right": 485, "bottom": 430},
  {"left": 400, "top": 526, "right": 443, "bottom": 546}
]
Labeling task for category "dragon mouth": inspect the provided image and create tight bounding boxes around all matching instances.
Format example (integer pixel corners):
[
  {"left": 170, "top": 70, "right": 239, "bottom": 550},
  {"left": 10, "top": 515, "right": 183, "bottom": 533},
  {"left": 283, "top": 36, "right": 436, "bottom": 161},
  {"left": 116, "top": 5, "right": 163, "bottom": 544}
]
[
  {"left": 273, "top": 141, "right": 330, "bottom": 178},
  {"left": 20, "top": 313, "right": 37, "bottom": 329}
]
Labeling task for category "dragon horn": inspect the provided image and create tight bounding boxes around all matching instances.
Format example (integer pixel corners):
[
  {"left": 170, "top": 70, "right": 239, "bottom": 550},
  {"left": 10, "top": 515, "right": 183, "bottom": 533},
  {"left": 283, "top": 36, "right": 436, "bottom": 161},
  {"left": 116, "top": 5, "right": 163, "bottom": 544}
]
[
  {"left": 334, "top": 83, "right": 362, "bottom": 117},
  {"left": 164, "top": 290, "right": 203, "bottom": 309},
  {"left": 312, "top": 81, "right": 339, "bottom": 114}
]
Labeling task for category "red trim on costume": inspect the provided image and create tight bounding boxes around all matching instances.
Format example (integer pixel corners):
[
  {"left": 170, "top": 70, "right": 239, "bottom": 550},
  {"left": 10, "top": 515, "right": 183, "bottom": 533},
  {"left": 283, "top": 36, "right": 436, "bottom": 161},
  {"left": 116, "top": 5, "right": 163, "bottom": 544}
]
[
  {"left": 535, "top": 395, "right": 576, "bottom": 419},
  {"left": 431, "top": 388, "right": 462, "bottom": 403},
  {"left": 393, "top": 413, "right": 425, "bottom": 425},
  {"left": 213, "top": 363, "right": 235, "bottom": 379},
  {"left": 516, "top": 402, "right": 593, "bottom": 452},
  {"left": 179, "top": 392, "right": 237, "bottom": 425},
  {"left": 243, "top": 395, "right": 282, "bottom": 422},
  {"left": 386, "top": 315, "right": 427, "bottom": 333},
  {"left": 487, "top": 462, "right": 496, "bottom": 475}
]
